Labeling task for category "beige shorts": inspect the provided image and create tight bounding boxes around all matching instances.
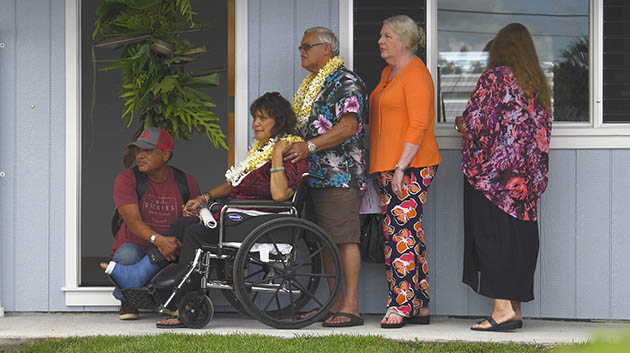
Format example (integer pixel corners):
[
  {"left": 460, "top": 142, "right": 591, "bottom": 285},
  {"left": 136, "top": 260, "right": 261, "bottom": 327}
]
[{"left": 309, "top": 188, "right": 365, "bottom": 244}]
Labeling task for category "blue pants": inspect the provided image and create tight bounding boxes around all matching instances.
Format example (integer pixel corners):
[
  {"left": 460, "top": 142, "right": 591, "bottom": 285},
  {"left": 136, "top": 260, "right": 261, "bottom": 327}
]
[
  {"left": 110, "top": 255, "right": 161, "bottom": 290},
  {"left": 111, "top": 242, "right": 146, "bottom": 300},
  {"left": 109, "top": 217, "right": 199, "bottom": 300}
]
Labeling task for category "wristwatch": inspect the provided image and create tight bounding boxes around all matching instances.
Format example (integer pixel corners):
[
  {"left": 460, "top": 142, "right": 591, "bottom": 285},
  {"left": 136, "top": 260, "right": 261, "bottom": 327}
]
[
  {"left": 150, "top": 233, "right": 158, "bottom": 244},
  {"left": 307, "top": 140, "right": 317, "bottom": 154}
]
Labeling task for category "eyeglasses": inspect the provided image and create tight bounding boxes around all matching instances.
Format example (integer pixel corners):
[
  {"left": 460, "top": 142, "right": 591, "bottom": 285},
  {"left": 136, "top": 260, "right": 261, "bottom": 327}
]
[{"left": 298, "top": 42, "right": 324, "bottom": 51}]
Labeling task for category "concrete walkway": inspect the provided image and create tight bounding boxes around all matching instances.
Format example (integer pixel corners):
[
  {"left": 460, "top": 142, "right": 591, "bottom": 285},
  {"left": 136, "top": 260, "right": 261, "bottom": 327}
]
[{"left": 1, "top": 312, "right": 628, "bottom": 347}]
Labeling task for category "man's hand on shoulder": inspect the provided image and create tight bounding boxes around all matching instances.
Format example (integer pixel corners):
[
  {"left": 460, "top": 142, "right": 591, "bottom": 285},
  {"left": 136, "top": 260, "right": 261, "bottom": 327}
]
[{"left": 154, "top": 235, "right": 181, "bottom": 262}]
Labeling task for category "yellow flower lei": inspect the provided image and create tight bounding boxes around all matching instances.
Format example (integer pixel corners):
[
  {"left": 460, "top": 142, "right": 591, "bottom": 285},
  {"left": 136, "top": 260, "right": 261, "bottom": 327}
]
[
  {"left": 292, "top": 56, "right": 345, "bottom": 129},
  {"left": 225, "top": 134, "right": 304, "bottom": 186}
]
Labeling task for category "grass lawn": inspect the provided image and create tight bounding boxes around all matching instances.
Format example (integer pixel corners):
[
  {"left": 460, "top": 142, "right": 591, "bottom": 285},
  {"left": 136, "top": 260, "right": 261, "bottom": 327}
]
[
  {"left": 12, "top": 333, "right": 630, "bottom": 353},
  {"left": 12, "top": 334, "right": 552, "bottom": 353}
]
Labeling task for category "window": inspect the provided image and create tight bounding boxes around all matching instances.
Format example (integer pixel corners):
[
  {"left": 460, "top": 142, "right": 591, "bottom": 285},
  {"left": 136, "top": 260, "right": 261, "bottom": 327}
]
[
  {"left": 603, "top": 0, "right": 630, "bottom": 123},
  {"left": 436, "top": 0, "right": 590, "bottom": 123},
  {"left": 352, "top": 0, "right": 426, "bottom": 93}
]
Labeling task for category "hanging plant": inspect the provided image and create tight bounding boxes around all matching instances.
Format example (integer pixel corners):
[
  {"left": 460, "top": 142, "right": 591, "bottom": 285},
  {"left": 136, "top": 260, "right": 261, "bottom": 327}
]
[{"left": 93, "top": 0, "right": 227, "bottom": 149}]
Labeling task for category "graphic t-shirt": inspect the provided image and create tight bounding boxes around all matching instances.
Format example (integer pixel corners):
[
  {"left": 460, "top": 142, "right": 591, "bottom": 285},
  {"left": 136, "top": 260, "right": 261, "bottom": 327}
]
[{"left": 112, "top": 167, "right": 200, "bottom": 253}]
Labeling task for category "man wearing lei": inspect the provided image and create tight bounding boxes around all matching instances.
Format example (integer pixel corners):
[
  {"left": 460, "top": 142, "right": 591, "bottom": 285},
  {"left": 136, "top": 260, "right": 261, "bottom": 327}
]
[{"left": 285, "top": 26, "right": 368, "bottom": 328}]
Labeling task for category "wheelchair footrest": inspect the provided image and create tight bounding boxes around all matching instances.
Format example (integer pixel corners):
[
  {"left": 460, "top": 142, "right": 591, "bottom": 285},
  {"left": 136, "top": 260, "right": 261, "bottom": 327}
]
[{"left": 121, "top": 288, "right": 158, "bottom": 310}]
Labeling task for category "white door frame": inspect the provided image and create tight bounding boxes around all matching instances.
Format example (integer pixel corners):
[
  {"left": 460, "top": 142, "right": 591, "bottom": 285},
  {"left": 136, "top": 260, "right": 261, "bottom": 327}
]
[{"left": 63, "top": 0, "right": 249, "bottom": 306}]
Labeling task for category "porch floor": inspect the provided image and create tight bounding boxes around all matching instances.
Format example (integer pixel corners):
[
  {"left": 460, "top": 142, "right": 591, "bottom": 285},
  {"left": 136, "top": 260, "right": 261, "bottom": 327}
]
[{"left": 0, "top": 312, "right": 628, "bottom": 347}]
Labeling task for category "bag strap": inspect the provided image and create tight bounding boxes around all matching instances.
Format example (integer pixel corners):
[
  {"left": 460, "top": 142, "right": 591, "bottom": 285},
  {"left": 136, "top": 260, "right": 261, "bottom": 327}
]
[
  {"left": 132, "top": 166, "right": 148, "bottom": 201},
  {"left": 171, "top": 166, "right": 190, "bottom": 203}
]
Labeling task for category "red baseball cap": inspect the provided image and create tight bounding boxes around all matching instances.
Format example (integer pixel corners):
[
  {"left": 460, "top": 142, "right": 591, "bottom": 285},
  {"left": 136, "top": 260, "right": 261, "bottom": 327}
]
[{"left": 128, "top": 127, "right": 174, "bottom": 150}]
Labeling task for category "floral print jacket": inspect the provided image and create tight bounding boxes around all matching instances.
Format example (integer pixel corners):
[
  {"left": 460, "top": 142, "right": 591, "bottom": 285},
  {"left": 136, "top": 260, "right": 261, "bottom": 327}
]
[
  {"left": 301, "top": 66, "right": 368, "bottom": 190},
  {"left": 461, "top": 66, "right": 552, "bottom": 221}
]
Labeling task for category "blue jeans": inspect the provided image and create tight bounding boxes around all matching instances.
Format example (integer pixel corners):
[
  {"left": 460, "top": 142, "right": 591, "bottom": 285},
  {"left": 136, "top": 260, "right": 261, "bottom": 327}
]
[
  {"left": 110, "top": 255, "right": 161, "bottom": 290},
  {"left": 111, "top": 242, "right": 147, "bottom": 301}
]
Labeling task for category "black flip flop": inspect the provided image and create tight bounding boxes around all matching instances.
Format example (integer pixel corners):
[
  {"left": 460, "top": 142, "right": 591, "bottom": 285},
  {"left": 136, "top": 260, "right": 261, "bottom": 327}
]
[
  {"left": 470, "top": 316, "right": 522, "bottom": 332},
  {"left": 156, "top": 316, "right": 185, "bottom": 329},
  {"left": 407, "top": 315, "right": 430, "bottom": 325},
  {"left": 322, "top": 312, "right": 364, "bottom": 327}
]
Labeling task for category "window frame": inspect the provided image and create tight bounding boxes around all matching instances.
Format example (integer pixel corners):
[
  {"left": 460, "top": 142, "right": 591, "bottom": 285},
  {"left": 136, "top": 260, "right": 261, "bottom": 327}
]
[
  {"left": 342, "top": 0, "right": 630, "bottom": 149},
  {"left": 430, "top": 0, "right": 630, "bottom": 149}
]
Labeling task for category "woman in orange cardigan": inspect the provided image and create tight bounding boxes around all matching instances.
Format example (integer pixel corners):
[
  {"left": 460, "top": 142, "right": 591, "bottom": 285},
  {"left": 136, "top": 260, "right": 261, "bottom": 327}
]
[{"left": 369, "top": 15, "right": 441, "bottom": 328}]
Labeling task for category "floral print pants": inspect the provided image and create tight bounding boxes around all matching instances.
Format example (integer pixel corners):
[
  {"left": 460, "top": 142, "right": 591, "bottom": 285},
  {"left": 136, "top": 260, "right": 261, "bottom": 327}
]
[{"left": 377, "top": 166, "right": 437, "bottom": 317}]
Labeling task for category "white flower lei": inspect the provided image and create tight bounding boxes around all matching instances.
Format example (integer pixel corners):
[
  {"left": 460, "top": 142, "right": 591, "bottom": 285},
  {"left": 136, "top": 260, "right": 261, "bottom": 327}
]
[
  {"left": 225, "top": 134, "right": 304, "bottom": 186},
  {"left": 292, "top": 56, "right": 345, "bottom": 129}
]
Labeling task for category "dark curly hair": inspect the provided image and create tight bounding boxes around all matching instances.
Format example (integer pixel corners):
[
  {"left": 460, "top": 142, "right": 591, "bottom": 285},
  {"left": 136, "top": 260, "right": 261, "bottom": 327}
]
[{"left": 249, "top": 92, "right": 300, "bottom": 138}]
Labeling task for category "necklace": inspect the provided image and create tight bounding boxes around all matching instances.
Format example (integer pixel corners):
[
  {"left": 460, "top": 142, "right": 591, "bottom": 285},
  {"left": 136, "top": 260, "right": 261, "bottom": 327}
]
[
  {"left": 225, "top": 134, "right": 304, "bottom": 186},
  {"left": 292, "top": 56, "right": 345, "bottom": 129}
]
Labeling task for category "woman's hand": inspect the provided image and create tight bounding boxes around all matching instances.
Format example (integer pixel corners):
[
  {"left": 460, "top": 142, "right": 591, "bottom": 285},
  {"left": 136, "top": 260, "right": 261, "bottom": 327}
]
[
  {"left": 182, "top": 198, "right": 203, "bottom": 217},
  {"left": 392, "top": 169, "right": 405, "bottom": 199},
  {"left": 455, "top": 116, "right": 472, "bottom": 140},
  {"left": 273, "top": 140, "right": 291, "bottom": 157}
]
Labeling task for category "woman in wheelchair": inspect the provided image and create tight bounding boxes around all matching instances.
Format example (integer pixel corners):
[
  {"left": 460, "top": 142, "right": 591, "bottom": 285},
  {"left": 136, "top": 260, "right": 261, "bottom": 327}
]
[{"left": 102, "top": 92, "right": 311, "bottom": 328}]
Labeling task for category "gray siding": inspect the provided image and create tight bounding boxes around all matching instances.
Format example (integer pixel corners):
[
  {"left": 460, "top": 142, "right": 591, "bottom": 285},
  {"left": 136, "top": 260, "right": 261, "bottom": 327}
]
[
  {"left": 0, "top": 0, "right": 16, "bottom": 313},
  {"left": 0, "top": 0, "right": 68, "bottom": 311},
  {"left": 1, "top": 0, "right": 629, "bottom": 320}
]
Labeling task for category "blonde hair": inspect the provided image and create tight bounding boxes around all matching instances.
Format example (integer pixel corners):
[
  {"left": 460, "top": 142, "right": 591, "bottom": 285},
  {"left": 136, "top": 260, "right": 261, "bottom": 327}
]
[
  {"left": 383, "top": 15, "right": 425, "bottom": 51},
  {"left": 489, "top": 23, "right": 551, "bottom": 110}
]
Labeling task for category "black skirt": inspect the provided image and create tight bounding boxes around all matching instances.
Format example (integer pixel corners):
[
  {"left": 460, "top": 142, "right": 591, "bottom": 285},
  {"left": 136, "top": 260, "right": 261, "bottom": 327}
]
[{"left": 462, "top": 178, "right": 539, "bottom": 302}]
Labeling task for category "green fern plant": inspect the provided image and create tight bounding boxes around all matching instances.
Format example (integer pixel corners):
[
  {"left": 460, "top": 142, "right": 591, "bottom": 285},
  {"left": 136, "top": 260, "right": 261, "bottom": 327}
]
[{"left": 93, "top": 0, "right": 227, "bottom": 149}]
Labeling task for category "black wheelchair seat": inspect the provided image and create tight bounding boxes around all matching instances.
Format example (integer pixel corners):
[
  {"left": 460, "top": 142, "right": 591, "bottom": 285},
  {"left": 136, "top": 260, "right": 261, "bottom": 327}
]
[{"left": 151, "top": 263, "right": 188, "bottom": 289}]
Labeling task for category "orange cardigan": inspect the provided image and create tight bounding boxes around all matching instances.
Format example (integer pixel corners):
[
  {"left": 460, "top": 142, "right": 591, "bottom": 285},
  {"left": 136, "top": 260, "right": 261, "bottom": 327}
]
[{"left": 369, "top": 57, "right": 441, "bottom": 174}]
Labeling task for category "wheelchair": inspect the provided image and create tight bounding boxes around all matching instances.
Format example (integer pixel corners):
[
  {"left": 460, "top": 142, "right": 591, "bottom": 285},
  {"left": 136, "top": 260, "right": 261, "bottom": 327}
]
[{"left": 109, "top": 173, "right": 344, "bottom": 329}]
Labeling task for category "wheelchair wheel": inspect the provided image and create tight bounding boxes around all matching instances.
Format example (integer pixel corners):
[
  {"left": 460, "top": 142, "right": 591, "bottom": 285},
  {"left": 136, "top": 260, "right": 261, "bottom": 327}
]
[
  {"left": 178, "top": 291, "right": 214, "bottom": 329},
  {"left": 232, "top": 217, "right": 343, "bottom": 329}
]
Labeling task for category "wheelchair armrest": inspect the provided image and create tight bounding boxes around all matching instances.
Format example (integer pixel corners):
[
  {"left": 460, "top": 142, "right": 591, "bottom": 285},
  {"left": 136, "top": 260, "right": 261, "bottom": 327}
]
[
  {"left": 221, "top": 199, "right": 294, "bottom": 210},
  {"left": 208, "top": 199, "right": 229, "bottom": 212},
  {"left": 209, "top": 172, "right": 319, "bottom": 213}
]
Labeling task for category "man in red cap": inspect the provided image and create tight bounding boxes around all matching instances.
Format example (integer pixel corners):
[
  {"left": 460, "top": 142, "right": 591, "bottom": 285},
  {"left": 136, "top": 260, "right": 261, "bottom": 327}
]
[{"left": 111, "top": 127, "right": 201, "bottom": 320}]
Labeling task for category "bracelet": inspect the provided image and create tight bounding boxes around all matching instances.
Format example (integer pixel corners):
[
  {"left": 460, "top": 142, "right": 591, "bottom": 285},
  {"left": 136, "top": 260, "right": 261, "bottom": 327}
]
[
  {"left": 196, "top": 195, "right": 207, "bottom": 203},
  {"left": 270, "top": 167, "right": 285, "bottom": 173},
  {"left": 395, "top": 164, "right": 405, "bottom": 172}
]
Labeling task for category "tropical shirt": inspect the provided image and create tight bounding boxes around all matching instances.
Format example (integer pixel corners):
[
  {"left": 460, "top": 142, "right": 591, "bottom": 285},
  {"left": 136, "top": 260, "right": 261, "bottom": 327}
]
[
  {"left": 461, "top": 66, "right": 552, "bottom": 221},
  {"left": 301, "top": 66, "right": 368, "bottom": 190}
]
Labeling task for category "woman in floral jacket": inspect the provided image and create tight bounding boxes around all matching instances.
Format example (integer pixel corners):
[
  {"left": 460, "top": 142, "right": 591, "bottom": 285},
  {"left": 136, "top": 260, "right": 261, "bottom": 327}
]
[{"left": 456, "top": 23, "right": 552, "bottom": 332}]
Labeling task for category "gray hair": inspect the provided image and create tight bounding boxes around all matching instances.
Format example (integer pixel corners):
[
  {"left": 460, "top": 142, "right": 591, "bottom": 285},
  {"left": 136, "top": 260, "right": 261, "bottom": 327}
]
[
  {"left": 383, "top": 15, "right": 425, "bottom": 51},
  {"left": 304, "top": 26, "right": 339, "bottom": 55}
]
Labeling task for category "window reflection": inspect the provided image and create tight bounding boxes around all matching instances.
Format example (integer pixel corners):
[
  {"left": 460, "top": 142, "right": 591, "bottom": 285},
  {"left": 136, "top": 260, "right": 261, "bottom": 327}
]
[{"left": 437, "top": 0, "right": 589, "bottom": 122}]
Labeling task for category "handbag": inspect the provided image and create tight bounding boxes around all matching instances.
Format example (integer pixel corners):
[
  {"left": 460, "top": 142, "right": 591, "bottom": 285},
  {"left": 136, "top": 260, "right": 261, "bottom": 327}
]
[{"left": 359, "top": 212, "right": 386, "bottom": 263}]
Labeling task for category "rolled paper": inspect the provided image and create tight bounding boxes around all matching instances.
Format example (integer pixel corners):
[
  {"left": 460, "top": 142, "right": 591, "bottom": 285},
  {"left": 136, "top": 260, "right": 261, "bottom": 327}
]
[{"left": 200, "top": 207, "right": 217, "bottom": 229}]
